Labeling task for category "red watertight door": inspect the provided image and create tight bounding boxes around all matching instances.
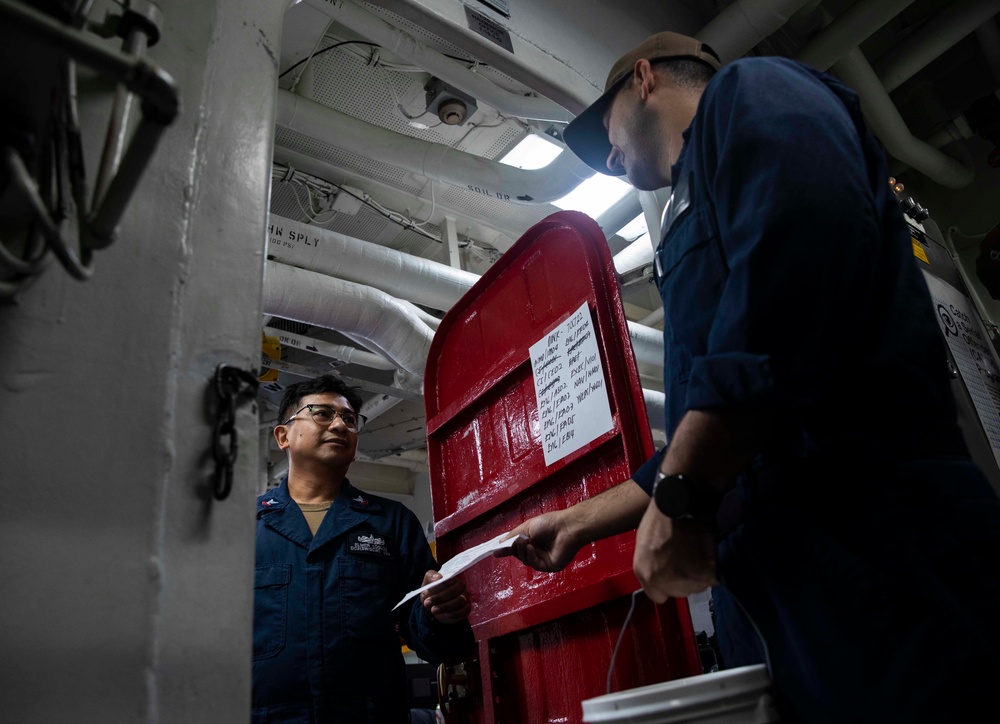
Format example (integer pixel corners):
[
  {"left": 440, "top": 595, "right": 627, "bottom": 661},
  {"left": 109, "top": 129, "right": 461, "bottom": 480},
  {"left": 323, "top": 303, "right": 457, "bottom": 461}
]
[{"left": 424, "top": 211, "right": 701, "bottom": 724}]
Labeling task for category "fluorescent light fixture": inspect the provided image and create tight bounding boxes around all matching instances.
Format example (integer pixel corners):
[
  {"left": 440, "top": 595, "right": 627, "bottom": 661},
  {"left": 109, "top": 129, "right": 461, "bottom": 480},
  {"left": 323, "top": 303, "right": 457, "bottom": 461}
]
[
  {"left": 499, "top": 133, "right": 563, "bottom": 170},
  {"left": 552, "top": 174, "right": 632, "bottom": 217}
]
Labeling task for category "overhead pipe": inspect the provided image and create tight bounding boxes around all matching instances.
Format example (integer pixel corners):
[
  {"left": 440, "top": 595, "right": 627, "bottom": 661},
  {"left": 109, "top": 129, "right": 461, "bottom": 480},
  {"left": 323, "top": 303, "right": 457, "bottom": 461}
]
[
  {"left": 613, "top": 235, "right": 654, "bottom": 275},
  {"left": 273, "top": 155, "right": 523, "bottom": 250},
  {"left": 793, "top": 0, "right": 917, "bottom": 71},
  {"left": 263, "top": 326, "right": 398, "bottom": 370},
  {"left": 833, "top": 47, "right": 975, "bottom": 189},
  {"left": 639, "top": 307, "right": 664, "bottom": 328},
  {"left": 360, "top": 368, "right": 424, "bottom": 425},
  {"left": 402, "top": 300, "right": 441, "bottom": 330},
  {"left": 638, "top": 190, "right": 664, "bottom": 254},
  {"left": 355, "top": 452, "right": 427, "bottom": 475},
  {"left": 276, "top": 89, "right": 594, "bottom": 205},
  {"left": 268, "top": 213, "right": 478, "bottom": 312},
  {"left": 695, "top": 0, "right": 820, "bottom": 62},
  {"left": 643, "top": 388, "right": 666, "bottom": 436},
  {"left": 276, "top": 147, "right": 636, "bottom": 254},
  {"left": 597, "top": 191, "right": 643, "bottom": 243},
  {"left": 874, "top": 0, "right": 1000, "bottom": 93},
  {"left": 626, "top": 321, "right": 664, "bottom": 367},
  {"left": 263, "top": 260, "right": 434, "bottom": 376},
  {"left": 301, "top": 0, "right": 574, "bottom": 123},
  {"left": 268, "top": 213, "right": 666, "bottom": 367},
  {"left": 696, "top": 0, "right": 976, "bottom": 188}
]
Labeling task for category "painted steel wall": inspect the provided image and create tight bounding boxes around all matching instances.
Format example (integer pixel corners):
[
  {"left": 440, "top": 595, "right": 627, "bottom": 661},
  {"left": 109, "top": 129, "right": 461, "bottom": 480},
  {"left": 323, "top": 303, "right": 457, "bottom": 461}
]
[{"left": 0, "top": 0, "right": 281, "bottom": 720}]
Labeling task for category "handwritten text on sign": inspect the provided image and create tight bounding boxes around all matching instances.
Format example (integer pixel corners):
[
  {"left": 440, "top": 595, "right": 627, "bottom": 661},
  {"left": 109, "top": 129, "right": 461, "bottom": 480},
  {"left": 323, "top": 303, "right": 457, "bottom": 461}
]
[{"left": 530, "top": 302, "right": 613, "bottom": 466}]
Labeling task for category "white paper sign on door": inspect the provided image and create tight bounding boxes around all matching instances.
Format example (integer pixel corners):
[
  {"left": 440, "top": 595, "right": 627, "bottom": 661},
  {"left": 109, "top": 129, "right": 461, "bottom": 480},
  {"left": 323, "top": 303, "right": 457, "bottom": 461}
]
[{"left": 529, "top": 302, "right": 614, "bottom": 466}]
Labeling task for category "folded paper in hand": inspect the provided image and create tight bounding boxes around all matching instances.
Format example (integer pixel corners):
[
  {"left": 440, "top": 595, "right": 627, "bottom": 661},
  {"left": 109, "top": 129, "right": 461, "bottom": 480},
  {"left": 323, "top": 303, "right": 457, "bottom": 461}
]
[{"left": 392, "top": 531, "right": 525, "bottom": 611}]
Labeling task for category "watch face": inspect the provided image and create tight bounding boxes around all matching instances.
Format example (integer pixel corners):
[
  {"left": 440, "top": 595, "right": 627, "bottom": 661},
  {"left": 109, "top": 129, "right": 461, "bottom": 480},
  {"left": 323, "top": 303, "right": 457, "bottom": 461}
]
[{"left": 654, "top": 474, "right": 692, "bottom": 518}]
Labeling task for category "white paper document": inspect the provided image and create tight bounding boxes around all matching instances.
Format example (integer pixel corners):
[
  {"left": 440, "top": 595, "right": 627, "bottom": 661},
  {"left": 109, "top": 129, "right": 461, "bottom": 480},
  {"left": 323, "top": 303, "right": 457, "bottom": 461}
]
[{"left": 392, "top": 532, "right": 525, "bottom": 611}]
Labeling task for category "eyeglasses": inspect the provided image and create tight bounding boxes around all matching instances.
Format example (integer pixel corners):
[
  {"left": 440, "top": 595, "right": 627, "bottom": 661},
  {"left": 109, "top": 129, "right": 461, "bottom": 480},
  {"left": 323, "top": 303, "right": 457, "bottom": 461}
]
[{"left": 281, "top": 404, "right": 367, "bottom": 433}]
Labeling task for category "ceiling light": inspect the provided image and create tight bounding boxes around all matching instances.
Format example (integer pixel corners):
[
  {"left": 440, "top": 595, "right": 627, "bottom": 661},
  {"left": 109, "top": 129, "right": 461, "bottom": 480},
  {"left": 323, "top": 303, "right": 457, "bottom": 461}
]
[
  {"left": 552, "top": 174, "right": 632, "bottom": 217},
  {"left": 499, "top": 133, "right": 563, "bottom": 170}
]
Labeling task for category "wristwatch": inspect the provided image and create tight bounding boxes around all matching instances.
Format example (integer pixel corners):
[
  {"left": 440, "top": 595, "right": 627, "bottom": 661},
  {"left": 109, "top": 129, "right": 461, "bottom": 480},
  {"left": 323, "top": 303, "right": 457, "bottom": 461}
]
[{"left": 652, "top": 471, "right": 719, "bottom": 520}]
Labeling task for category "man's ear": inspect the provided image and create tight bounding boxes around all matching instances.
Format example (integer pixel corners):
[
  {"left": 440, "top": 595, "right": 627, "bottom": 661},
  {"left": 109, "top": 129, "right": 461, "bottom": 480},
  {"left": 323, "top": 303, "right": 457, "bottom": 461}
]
[
  {"left": 274, "top": 424, "right": 290, "bottom": 451},
  {"left": 634, "top": 58, "right": 656, "bottom": 99}
]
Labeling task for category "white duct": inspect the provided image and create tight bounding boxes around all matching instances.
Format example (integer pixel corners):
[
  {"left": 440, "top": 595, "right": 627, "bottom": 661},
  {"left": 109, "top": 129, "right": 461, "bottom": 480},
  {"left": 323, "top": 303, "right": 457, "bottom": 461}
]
[
  {"left": 874, "top": 0, "right": 1000, "bottom": 93},
  {"left": 613, "top": 236, "right": 655, "bottom": 275},
  {"left": 627, "top": 321, "right": 664, "bottom": 367},
  {"left": 302, "top": 0, "right": 574, "bottom": 123},
  {"left": 643, "top": 387, "right": 666, "bottom": 436},
  {"left": 263, "top": 260, "right": 434, "bottom": 375},
  {"left": 263, "top": 326, "right": 398, "bottom": 370},
  {"left": 696, "top": 0, "right": 820, "bottom": 62},
  {"left": 355, "top": 452, "right": 427, "bottom": 475},
  {"left": 270, "top": 214, "right": 665, "bottom": 368},
  {"left": 360, "top": 369, "right": 424, "bottom": 424},
  {"left": 401, "top": 299, "right": 441, "bottom": 330},
  {"left": 793, "top": 0, "right": 917, "bottom": 70},
  {"left": 639, "top": 307, "right": 664, "bottom": 328},
  {"left": 273, "top": 155, "right": 523, "bottom": 248},
  {"left": 925, "top": 115, "right": 975, "bottom": 151},
  {"left": 697, "top": 0, "right": 977, "bottom": 188},
  {"left": 638, "top": 190, "right": 663, "bottom": 253},
  {"left": 833, "top": 47, "right": 975, "bottom": 189},
  {"left": 275, "top": 89, "right": 595, "bottom": 205},
  {"left": 268, "top": 213, "right": 477, "bottom": 312},
  {"left": 598, "top": 192, "right": 643, "bottom": 241}
]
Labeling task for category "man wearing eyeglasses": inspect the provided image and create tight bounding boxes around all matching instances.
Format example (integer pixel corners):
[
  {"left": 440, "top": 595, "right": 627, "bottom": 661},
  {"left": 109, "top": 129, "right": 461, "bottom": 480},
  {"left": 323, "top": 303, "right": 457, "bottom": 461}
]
[{"left": 252, "top": 374, "right": 475, "bottom": 724}]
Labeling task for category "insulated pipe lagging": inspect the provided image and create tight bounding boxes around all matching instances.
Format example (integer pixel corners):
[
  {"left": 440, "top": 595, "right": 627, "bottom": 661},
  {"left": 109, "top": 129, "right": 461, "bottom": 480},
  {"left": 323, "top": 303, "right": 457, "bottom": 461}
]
[
  {"left": 627, "top": 321, "right": 665, "bottom": 367},
  {"left": 643, "top": 388, "right": 666, "bottom": 436},
  {"left": 302, "top": 0, "right": 574, "bottom": 124},
  {"left": 833, "top": 48, "right": 974, "bottom": 189},
  {"left": 263, "top": 261, "right": 434, "bottom": 376},
  {"left": 793, "top": 0, "right": 917, "bottom": 71},
  {"left": 695, "top": 0, "right": 819, "bottom": 62},
  {"left": 263, "top": 326, "right": 398, "bottom": 371},
  {"left": 613, "top": 236, "right": 654, "bottom": 275},
  {"left": 267, "top": 220, "right": 666, "bottom": 369},
  {"left": 268, "top": 213, "right": 478, "bottom": 312},
  {"left": 874, "top": 0, "right": 1000, "bottom": 93},
  {"left": 275, "top": 90, "right": 594, "bottom": 205}
]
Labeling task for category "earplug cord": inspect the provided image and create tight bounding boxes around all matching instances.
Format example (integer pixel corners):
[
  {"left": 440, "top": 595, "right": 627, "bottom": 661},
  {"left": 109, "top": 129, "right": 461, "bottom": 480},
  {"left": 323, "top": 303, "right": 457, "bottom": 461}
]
[
  {"left": 606, "top": 588, "right": 644, "bottom": 695},
  {"left": 604, "top": 587, "right": 773, "bottom": 696}
]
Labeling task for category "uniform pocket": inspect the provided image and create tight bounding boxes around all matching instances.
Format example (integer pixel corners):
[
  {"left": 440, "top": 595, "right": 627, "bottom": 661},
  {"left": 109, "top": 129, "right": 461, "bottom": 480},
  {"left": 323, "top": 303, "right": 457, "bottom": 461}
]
[
  {"left": 253, "top": 564, "right": 291, "bottom": 660},
  {"left": 338, "top": 556, "right": 398, "bottom": 638}
]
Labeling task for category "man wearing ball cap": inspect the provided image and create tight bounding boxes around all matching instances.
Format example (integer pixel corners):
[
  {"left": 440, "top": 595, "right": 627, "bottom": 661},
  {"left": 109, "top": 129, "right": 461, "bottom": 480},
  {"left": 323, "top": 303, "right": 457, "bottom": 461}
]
[{"left": 502, "top": 29, "right": 1000, "bottom": 722}]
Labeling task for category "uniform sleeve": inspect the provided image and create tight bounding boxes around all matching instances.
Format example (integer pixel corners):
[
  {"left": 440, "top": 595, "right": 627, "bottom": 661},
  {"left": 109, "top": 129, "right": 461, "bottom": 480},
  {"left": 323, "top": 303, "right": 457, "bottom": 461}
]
[
  {"left": 396, "top": 507, "right": 476, "bottom": 664},
  {"left": 631, "top": 446, "right": 665, "bottom": 496},
  {"left": 685, "top": 60, "right": 881, "bottom": 413}
]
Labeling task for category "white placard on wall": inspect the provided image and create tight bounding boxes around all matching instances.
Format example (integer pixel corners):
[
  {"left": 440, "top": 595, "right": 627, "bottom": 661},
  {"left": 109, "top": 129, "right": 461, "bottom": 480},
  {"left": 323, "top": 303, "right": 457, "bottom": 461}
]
[
  {"left": 530, "top": 302, "right": 614, "bottom": 466},
  {"left": 923, "top": 271, "right": 1000, "bottom": 471}
]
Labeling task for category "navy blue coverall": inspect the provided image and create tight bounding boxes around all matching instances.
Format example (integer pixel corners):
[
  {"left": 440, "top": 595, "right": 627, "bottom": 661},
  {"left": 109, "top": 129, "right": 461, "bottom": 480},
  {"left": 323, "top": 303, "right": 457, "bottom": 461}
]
[
  {"left": 252, "top": 479, "right": 475, "bottom": 723},
  {"left": 630, "top": 57, "right": 1000, "bottom": 722}
]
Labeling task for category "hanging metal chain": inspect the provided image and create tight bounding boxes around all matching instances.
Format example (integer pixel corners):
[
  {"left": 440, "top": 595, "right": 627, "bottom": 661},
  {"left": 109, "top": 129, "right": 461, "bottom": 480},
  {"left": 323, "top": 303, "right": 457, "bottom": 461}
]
[{"left": 211, "top": 363, "right": 259, "bottom": 501}]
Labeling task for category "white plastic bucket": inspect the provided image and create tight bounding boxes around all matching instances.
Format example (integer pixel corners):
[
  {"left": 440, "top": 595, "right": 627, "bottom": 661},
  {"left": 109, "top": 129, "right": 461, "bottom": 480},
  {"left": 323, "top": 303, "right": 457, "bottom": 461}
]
[{"left": 581, "top": 664, "right": 779, "bottom": 724}]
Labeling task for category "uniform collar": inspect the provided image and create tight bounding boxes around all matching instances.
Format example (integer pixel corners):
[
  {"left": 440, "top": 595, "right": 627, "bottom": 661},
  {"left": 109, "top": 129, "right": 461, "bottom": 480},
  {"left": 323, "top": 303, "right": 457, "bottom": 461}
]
[{"left": 257, "top": 478, "right": 385, "bottom": 552}]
